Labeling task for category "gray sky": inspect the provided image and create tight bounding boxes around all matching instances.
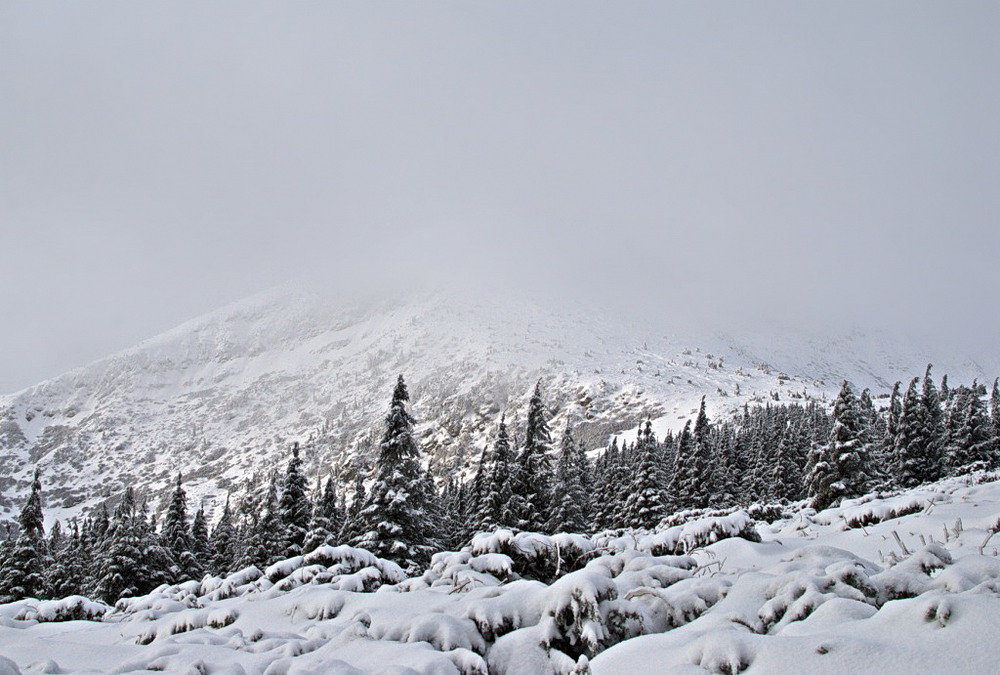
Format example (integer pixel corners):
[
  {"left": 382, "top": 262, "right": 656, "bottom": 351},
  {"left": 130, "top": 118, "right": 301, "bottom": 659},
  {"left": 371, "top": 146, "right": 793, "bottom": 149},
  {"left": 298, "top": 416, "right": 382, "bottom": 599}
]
[{"left": 1, "top": 2, "right": 998, "bottom": 393}]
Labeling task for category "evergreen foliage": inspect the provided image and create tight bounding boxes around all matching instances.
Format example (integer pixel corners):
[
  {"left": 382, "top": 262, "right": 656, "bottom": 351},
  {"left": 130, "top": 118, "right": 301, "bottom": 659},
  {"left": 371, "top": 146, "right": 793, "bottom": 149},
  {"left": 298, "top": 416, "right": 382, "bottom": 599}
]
[
  {"left": 351, "top": 375, "right": 436, "bottom": 571},
  {"left": 0, "top": 469, "right": 47, "bottom": 601},
  {"left": 511, "top": 381, "right": 556, "bottom": 532},
  {"left": 622, "top": 421, "right": 665, "bottom": 529},
  {"left": 279, "top": 442, "right": 311, "bottom": 557},
  {"left": 806, "top": 381, "right": 870, "bottom": 510},
  {"left": 2, "top": 365, "right": 998, "bottom": 605},
  {"left": 474, "top": 415, "right": 516, "bottom": 532},
  {"left": 161, "top": 473, "right": 202, "bottom": 582},
  {"left": 552, "top": 423, "right": 592, "bottom": 532}
]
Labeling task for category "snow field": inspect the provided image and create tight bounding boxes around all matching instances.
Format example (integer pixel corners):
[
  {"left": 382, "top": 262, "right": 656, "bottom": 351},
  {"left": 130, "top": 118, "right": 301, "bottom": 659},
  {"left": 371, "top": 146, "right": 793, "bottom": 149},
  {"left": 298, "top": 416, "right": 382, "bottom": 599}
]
[{"left": 0, "top": 474, "right": 999, "bottom": 673}]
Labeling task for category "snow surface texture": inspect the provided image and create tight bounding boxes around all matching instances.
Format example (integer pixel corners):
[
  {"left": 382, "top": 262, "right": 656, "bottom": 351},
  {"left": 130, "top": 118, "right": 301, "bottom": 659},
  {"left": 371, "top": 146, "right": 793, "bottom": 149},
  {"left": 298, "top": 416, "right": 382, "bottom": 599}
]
[
  {"left": 2, "top": 473, "right": 1000, "bottom": 673},
  {"left": 1, "top": 284, "right": 992, "bottom": 525}
]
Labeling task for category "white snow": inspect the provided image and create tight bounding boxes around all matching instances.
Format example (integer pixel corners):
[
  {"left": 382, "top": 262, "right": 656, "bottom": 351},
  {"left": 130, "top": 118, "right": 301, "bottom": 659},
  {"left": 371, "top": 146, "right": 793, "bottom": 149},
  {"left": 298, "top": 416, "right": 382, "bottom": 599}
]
[
  {"left": 3, "top": 473, "right": 1000, "bottom": 672},
  {"left": 2, "top": 283, "right": 993, "bottom": 525}
]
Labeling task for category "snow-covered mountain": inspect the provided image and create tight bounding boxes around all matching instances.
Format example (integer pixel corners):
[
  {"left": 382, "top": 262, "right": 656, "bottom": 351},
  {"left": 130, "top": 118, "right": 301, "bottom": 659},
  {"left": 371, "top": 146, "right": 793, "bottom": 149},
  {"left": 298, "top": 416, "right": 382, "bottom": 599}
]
[{"left": 0, "top": 282, "right": 995, "bottom": 525}]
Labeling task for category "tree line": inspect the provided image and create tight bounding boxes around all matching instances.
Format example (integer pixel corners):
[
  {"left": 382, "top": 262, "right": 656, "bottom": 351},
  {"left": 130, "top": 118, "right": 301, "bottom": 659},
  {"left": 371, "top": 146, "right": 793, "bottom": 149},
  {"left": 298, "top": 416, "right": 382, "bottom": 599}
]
[{"left": 1, "top": 368, "right": 998, "bottom": 604}]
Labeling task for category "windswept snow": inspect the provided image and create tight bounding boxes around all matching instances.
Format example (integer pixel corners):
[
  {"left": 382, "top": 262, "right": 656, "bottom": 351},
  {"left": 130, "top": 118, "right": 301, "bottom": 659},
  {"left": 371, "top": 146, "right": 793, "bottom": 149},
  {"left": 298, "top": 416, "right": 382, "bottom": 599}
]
[{"left": 2, "top": 473, "right": 1000, "bottom": 673}]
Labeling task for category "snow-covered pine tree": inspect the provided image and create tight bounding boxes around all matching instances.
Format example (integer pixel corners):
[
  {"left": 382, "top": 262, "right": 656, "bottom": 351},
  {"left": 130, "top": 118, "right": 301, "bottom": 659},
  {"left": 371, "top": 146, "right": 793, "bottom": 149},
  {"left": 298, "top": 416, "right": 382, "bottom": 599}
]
[
  {"left": 339, "top": 467, "right": 368, "bottom": 542},
  {"left": 691, "top": 398, "right": 716, "bottom": 508},
  {"left": 190, "top": 506, "right": 211, "bottom": 567},
  {"left": 161, "top": 473, "right": 203, "bottom": 582},
  {"left": 622, "top": 421, "right": 665, "bottom": 529},
  {"left": 711, "top": 426, "right": 740, "bottom": 508},
  {"left": 138, "top": 498, "right": 173, "bottom": 590},
  {"left": 303, "top": 475, "right": 341, "bottom": 554},
  {"left": 921, "top": 365, "right": 947, "bottom": 483},
  {"left": 589, "top": 439, "right": 616, "bottom": 531},
  {"left": 512, "top": 381, "right": 556, "bottom": 532},
  {"left": 0, "top": 468, "right": 47, "bottom": 601},
  {"left": 990, "top": 378, "right": 1000, "bottom": 436},
  {"left": 467, "top": 444, "right": 490, "bottom": 531},
  {"left": 351, "top": 375, "right": 436, "bottom": 571},
  {"left": 209, "top": 495, "right": 237, "bottom": 575},
  {"left": 279, "top": 442, "right": 311, "bottom": 558},
  {"left": 771, "top": 420, "right": 805, "bottom": 502},
  {"left": 884, "top": 382, "right": 903, "bottom": 486},
  {"left": 93, "top": 487, "right": 148, "bottom": 602},
  {"left": 475, "top": 415, "right": 515, "bottom": 532},
  {"left": 669, "top": 421, "right": 695, "bottom": 510},
  {"left": 551, "top": 422, "right": 591, "bottom": 533},
  {"left": 896, "top": 378, "right": 929, "bottom": 487},
  {"left": 946, "top": 385, "right": 998, "bottom": 473},
  {"left": 48, "top": 519, "right": 87, "bottom": 599},
  {"left": 806, "top": 381, "right": 871, "bottom": 510}
]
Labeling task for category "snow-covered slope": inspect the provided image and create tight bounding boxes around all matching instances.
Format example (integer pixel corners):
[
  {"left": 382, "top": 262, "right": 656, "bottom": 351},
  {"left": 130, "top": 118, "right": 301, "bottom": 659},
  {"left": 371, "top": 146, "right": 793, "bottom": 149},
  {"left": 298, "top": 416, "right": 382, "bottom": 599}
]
[
  {"left": 2, "top": 472, "right": 1000, "bottom": 674},
  {"left": 0, "top": 282, "right": 994, "bottom": 523}
]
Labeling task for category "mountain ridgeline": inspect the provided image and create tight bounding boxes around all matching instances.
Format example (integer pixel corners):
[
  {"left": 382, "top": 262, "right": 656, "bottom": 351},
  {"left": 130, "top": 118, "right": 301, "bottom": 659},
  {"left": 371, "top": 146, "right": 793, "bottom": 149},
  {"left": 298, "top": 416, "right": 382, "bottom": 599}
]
[{"left": 1, "top": 286, "right": 995, "bottom": 529}]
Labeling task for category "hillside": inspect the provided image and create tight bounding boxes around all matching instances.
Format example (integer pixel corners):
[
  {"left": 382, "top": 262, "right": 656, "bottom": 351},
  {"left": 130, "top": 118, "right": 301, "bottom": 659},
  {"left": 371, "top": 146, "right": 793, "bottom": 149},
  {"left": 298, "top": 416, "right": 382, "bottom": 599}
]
[{"left": 0, "top": 282, "right": 994, "bottom": 524}]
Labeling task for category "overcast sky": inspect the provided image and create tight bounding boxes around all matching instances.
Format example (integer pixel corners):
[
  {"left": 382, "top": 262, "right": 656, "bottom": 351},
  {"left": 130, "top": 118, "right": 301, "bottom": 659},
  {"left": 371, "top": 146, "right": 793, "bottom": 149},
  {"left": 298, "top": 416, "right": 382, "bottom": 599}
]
[{"left": 1, "top": 2, "right": 998, "bottom": 393}]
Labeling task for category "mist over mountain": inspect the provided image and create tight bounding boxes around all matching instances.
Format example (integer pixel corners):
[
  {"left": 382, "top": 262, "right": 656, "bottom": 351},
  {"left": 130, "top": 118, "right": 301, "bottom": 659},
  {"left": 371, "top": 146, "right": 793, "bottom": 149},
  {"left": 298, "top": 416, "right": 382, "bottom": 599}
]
[{"left": 1, "top": 280, "right": 994, "bottom": 526}]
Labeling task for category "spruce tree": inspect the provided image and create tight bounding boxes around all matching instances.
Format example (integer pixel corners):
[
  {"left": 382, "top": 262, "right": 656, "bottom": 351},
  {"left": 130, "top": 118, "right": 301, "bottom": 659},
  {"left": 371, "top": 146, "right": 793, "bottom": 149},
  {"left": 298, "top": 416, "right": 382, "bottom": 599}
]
[
  {"left": 551, "top": 423, "right": 591, "bottom": 533},
  {"left": 161, "top": 473, "right": 203, "bottom": 582},
  {"left": 511, "top": 381, "right": 556, "bottom": 532},
  {"left": 589, "top": 439, "right": 614, "bottom": 531},
  {"left": 49, "top": 519, "right": 87, "bottom": 599},
  {"left": 806, "top": 381, "right": 870, "bottom": 511},
  {"left": 947, "top": 387, "right": 998, "bottom": 473},
  {"left": 0, "top": 469, "right": 47, "bottom": 601},
  {"left": 476, "top": 415, "right": 516, "bottom": 532},
  {"left": 896, "top": 378, "right": 930, "bottom": 487},
  {"left": 622, "top": 421, "right": 666, "bottom": 529},
  {"left": 209, "top": 495, "right": 237, "bottom": 575},
  {"left": 771, "top": 421, "right": 805, "bottom": 502},
  {"left": 303, "top": 475, "right": 342, "bottom": 554},
  {"left": 94, "top": 487, "right": 148, "bottom": 602},
  {"left": 351, "top": 375, "right": 436, "bottom": 571},
  {"left": 921, "top": 365, "right": 947, "bottom": 482},
  {"left": 668, "top": 421, "right": 696, "bottom": 509},
  {"left": 279, "top": 442, "right": 311, "bottom": 557},
  {"left": 991, "top": 378, "right": 1000, "bottom": 436},
  {"left": 190, "top": 506, "right": 211, "bottom": 567}
]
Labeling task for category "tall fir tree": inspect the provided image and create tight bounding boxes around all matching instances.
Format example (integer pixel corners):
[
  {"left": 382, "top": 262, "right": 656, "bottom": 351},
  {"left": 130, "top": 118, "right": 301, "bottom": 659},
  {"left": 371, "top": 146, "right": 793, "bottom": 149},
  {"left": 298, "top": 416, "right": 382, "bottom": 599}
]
[
  {"left": 209, "top": 495, "right": 237, "bottom": 575},
  {"left": 511, "top": 381, "right": 556, "bottom": 532},
  {"left": 669, "top": 421, "right": 695, "bottom": 509},
  {"left": 622, "top": 421, "right": 666, "bottom": 529},
  {"left": 279, "top": 442, "right": 311, "bottom": 557},
  {"left": 590, "top": 439, "right": 620, "bottom": 531},
  {"left": 475, "top": 415, "right": 516, "bottom": 532},
  {"left": 896, "top": 378, "right": 931, "bottom": 487},
  {"left": 0, "top": 469, "right": 47, "bottom": 601},
  {"left": 946, "top": 386, "right": 998, "bottom": 472},
  {"left": 94, "top": 487, "right": 149, "bottom": 602},
  {"left": 551, "top": 422, "right": 591, "bottom": 533},
  {"left": 806, "top": 381, "right": 871, "bottom": 510},
  {"left": 990, "top": 378, "right": 1000, "bottom": 436},
  {"left": 921, "top": 365, "right": 947, "bottom": 482},
  {"left": 161, "top": 473, "right": 203, "bottom": 582},
  {"left": 190, "top": 506, "right": 211, "bottom": 567},
  {"left": 351, "top": 375, "right": 436, "bottom": 571},
  {"left": 303, "top": 475, "right": 342, "bottom": 554}
]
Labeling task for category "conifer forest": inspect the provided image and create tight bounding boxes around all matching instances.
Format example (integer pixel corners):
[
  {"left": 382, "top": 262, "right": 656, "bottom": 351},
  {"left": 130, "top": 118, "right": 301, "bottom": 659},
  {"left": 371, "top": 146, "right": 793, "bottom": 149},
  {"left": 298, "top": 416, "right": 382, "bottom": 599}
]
[{"left": 4, "top": 367, "right": 998, "bottom": 608}]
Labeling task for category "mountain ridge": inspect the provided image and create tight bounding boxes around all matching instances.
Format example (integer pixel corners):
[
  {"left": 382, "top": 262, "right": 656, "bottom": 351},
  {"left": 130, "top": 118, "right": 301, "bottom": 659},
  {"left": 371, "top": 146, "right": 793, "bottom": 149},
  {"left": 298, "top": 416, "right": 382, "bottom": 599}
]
[{"left": 1, "top": 282, "right": 995, "bottom": 526}]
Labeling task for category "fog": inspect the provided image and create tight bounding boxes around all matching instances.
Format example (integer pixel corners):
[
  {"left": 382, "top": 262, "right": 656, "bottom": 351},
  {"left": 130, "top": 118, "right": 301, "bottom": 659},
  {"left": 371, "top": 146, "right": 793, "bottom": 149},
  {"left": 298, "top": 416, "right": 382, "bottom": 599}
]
[{"left": 1, "top": 2, "right": 998, "bottom": 392}]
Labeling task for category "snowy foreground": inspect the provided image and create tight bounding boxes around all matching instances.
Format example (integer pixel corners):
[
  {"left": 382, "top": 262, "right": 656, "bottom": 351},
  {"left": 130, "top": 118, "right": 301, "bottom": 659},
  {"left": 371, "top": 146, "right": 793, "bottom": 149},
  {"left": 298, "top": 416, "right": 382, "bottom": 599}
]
[{"left": 2, "top": 474, "right": 1000, "bottom": 674}]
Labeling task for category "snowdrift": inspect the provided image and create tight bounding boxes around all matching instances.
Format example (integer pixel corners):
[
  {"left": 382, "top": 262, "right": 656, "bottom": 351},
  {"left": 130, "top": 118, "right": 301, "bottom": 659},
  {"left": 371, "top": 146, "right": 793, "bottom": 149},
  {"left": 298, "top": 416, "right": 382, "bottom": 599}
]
[{"left": 2, "top": 475, "right": 1000, "bottom": 673}]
